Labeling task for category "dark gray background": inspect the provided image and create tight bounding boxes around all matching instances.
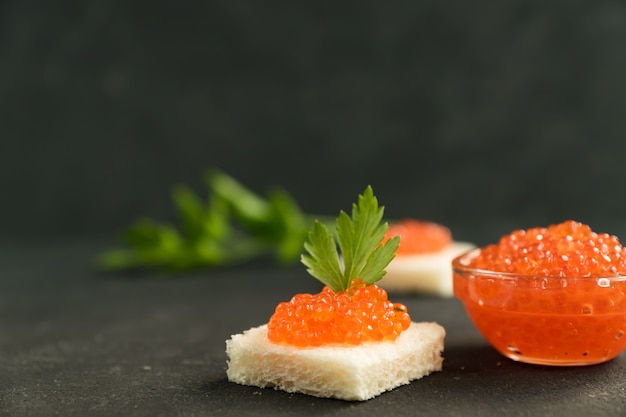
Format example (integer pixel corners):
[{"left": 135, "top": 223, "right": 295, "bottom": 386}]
[
  {"left": 2, "top": 0, "right": 625, "bottom": 243},
  {"left": 3, "top": 3, "right": 626, "bottom": 416}
]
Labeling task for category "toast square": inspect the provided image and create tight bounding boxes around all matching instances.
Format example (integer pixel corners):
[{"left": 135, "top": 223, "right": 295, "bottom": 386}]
[{"left": 226, "top": 321, "right": 445, "bottom": 401}]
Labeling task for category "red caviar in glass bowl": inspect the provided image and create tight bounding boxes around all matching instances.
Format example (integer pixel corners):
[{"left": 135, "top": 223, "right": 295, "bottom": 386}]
[{"left": 453, "top": 220, "right": 626, "bottom": 366}]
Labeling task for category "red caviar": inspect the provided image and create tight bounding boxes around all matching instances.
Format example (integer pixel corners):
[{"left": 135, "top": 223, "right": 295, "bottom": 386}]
[
  {"left": 267, "top": 279, "right": 411, "bottom": 348},
  {"left": 470, "top": 220, "right": 626, "bottom": 276},
  {"left": 384, "top": 219, "right": 452, "bottom": 255},
  {"left": 453, "top": 220, "right": 626, "bottom": 365}
]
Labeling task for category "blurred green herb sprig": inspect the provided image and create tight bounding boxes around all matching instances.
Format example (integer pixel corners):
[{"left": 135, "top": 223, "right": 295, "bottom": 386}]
[{"left": 98, "top": 169, "right": 328, "bottom": 272}]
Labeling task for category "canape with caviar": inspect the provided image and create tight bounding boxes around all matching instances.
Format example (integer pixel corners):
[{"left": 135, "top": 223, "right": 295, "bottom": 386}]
[
  {"left": 380, "top": 219, "right": 474, "bottom": 297},
  {"left": 226, "top": 187, "right": 445, "bottom": 400}
]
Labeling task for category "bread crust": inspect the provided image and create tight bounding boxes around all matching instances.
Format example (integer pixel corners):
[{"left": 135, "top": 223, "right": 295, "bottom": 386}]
[{"left": 226, "top": 321, "right": 445, "bottom": 401}]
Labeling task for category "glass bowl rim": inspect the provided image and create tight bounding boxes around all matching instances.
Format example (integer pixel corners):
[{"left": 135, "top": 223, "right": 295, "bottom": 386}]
[{"left": 452, "top": 248, "right": 626, "bottom": 281}]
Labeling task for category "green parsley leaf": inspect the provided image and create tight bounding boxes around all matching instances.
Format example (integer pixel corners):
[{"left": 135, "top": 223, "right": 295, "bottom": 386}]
[
  {"left": 98, "top": 169, "right": 318, "bottom": 273},
  {"left": 300, "top": 186, "right": 399, "bottom": 292}
]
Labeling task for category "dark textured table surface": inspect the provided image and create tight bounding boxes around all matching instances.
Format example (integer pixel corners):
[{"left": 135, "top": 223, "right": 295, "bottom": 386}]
[{"left": 2, "top": 238, "right": 625, "bottom": 416}]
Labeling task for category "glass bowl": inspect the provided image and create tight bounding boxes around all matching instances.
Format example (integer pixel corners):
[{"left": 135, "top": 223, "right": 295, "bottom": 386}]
[{"left": 453, "top": 248, "right": 626, "bottom": 366}]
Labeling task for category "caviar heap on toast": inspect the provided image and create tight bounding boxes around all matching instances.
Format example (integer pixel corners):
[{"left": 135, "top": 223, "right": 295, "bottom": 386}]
[
  {"left": 379, "top": 218, "right": 474, "bottom": 297},
  {"left": 226, "top": 187, "right": 445, "bottom": 401}
]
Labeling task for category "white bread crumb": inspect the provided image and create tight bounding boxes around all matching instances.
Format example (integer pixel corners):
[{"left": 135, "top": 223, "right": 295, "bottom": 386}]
[
  {"left": 380, "top": 241, "right": 475, "bottom": 297},
  {"left": 225, "top": 321, "right": 445, "bottom": 401}
]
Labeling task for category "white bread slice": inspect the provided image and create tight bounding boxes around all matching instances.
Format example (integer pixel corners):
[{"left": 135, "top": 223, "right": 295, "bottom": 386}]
[
  {"left": 380, "top": 241, "right": 474, "bottom": 297},
  {"left": 226, "top": 321, "right": 445, "bottom": 401}
]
